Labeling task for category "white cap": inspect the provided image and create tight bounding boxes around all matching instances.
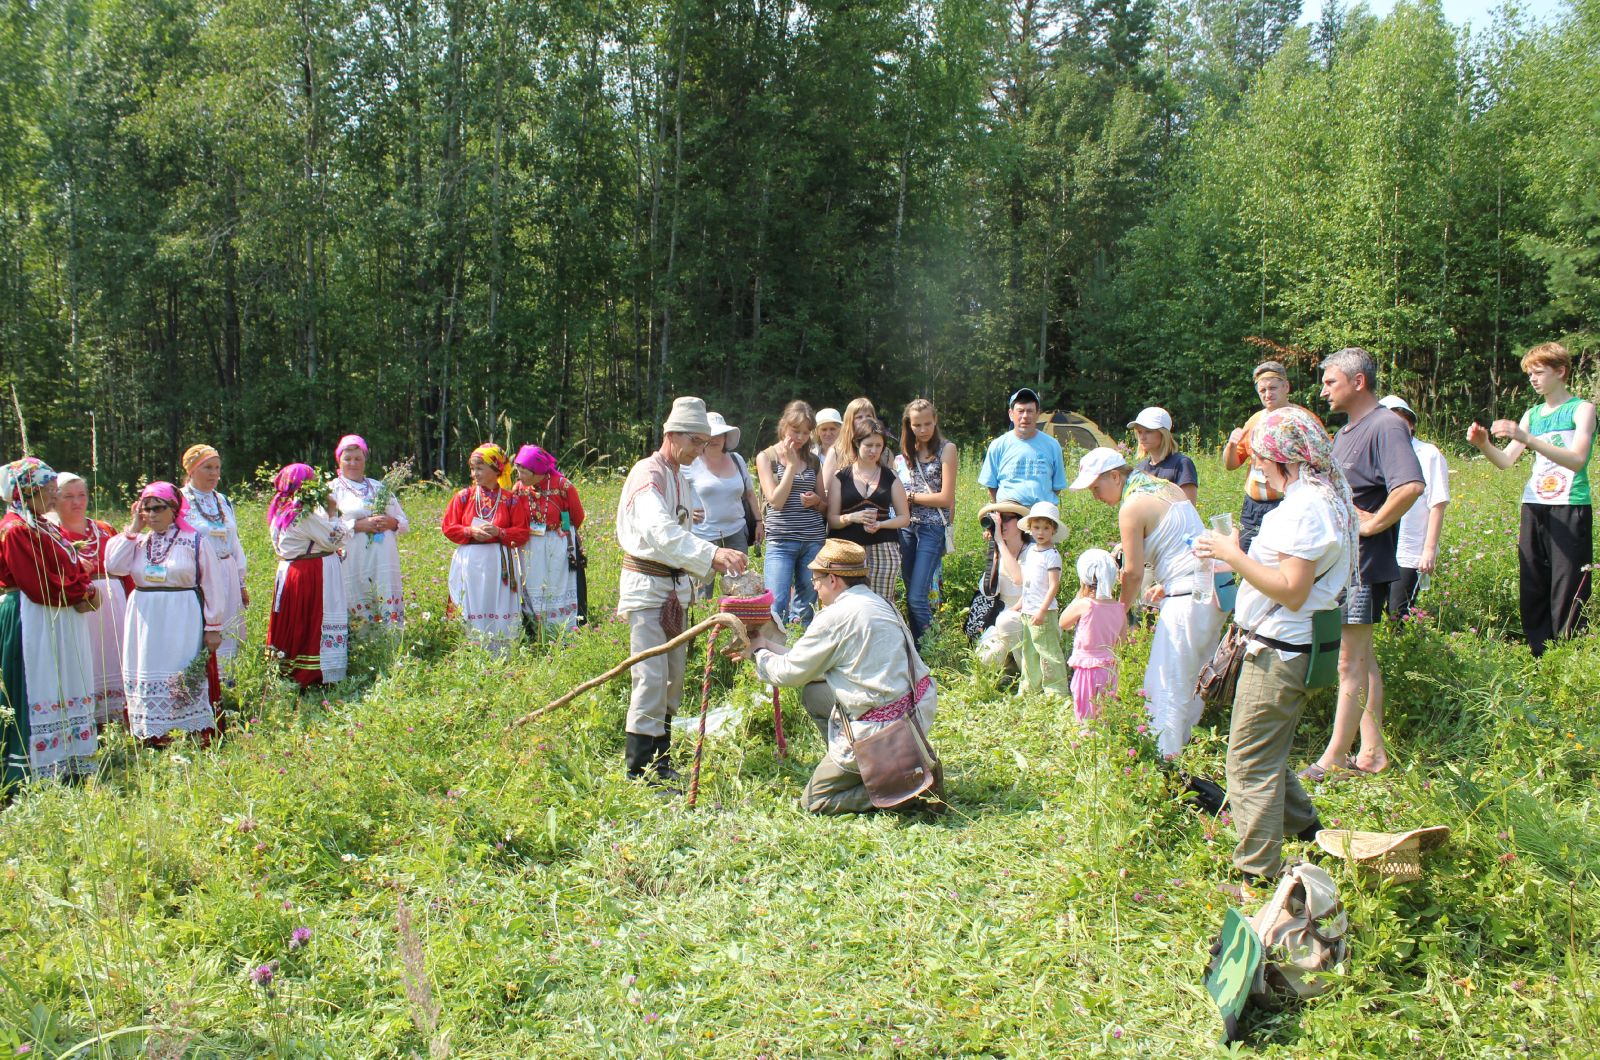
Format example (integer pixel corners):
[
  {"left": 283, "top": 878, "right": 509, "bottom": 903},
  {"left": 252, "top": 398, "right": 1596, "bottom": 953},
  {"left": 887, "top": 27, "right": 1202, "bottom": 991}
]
[
  {"left": 815, "top": 407, "right": 844, "bottom": 427},
  {"left": 1024, "top": 500, "right": 1062, "bottom": 533},
  {"left": 1378, "top": 395, "right": 1415, "bottom": 420},
  {"left": 1069, "top": 447, "right": 1129, "bottom": 491},
  {"left": 1126, "top": 407, "right": 1173, "bottom": 431}
]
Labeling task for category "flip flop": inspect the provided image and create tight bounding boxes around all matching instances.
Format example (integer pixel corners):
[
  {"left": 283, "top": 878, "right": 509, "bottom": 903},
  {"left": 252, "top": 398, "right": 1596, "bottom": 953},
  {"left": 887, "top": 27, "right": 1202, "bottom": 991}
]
[{"left": 1341, "top": 757, "right": 1390, "bottom": 776}]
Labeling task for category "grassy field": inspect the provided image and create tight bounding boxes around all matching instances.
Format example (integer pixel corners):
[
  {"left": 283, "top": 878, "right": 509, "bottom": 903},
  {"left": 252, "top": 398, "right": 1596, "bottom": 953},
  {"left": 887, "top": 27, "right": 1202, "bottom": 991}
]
[{"left": 1, "top": 449, "right": 1598, "bottom": 1057}]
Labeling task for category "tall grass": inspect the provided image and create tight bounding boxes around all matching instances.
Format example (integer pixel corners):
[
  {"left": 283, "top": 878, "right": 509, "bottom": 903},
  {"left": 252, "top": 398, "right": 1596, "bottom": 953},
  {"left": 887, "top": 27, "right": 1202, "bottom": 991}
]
[{"left": 1, "top": 449, "right": 1597, "bottom": 1056}]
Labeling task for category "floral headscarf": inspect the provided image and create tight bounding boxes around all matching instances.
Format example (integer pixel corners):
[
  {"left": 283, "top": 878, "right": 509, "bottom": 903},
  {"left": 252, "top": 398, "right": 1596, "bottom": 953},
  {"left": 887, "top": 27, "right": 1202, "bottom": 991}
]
[
  {"left": 268, "top": 463, "right": 317, "bottom": 531},
  {"left": 1249, "top": 405, "right": 1359, "bottom": 583},
  {"left": 1120, "top": 468, "right": 1187, "bottom": 504},
  {"left": 182, "top": 444, "right": 220, "bottom": 476},
  {"left": 513, "top": 445, "right": 558, "bottom": 477},
  {"left": 1, "top": 457, "right": 57, "bottom": 528},
  {"left": 470, "top": 443, "right": 514, "bottom": 491},
  {"left": 140, "top": 481, "right": 196, "bottom": 533},
  {"left": 335, "top": 434, "right": 368, "bottom": 463}
]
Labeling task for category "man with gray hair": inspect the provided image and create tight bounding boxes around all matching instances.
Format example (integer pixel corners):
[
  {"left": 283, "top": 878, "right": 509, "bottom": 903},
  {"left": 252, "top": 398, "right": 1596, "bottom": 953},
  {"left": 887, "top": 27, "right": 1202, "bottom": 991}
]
[
  {"left": 1300, "top": 347, "right": 1423, "bottom": 782},
  {"left": 615, "top": 396, "right": 750, "bottom": 787}
]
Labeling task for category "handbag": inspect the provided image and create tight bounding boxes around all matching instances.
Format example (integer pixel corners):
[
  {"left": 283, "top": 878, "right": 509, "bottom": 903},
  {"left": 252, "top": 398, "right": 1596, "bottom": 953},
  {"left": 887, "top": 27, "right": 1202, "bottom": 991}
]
[
  {"left": 964, "top": 537, "right": 1005, "bottom": 640},
  {"left": 734, "top": 453, "right": 760, "bottom": 546},
  {"left": 1196, "top": 621, "right": 1250, "bottom": 709},
  {"left": 837, "top": 630, "right": 943, "bottom": 809}
]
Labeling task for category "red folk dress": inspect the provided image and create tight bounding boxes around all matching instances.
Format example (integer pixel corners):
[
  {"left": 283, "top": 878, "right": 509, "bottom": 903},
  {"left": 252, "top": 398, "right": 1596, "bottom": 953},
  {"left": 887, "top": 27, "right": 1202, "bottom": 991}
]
[{"left": 441, "top": 486, "right": 532, "bottom": 653}]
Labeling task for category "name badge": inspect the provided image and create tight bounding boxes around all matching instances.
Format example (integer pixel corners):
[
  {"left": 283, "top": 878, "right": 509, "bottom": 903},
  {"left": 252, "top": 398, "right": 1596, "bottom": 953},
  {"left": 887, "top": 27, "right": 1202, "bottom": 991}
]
[
  {"left": 144, "top": 564, "right": 168, "bottom": 584},
  {"left": 209, "top": 527, "right": 228, "bottom": 539},
  {"left": 471, "top": 516, "right": 489, "bottom": 528},
  {"left": 370, "top": 532, "right": 385, "bottom": 544},
  {"left": 530, "top": 523, "right": 546, "bottom": 537}
]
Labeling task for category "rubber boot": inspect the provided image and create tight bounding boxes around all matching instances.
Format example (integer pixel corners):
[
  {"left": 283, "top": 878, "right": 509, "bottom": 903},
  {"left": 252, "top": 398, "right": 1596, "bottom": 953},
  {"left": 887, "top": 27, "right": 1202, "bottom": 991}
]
[
  {"left": 651, "top": 734, "right": 683, "bottom": 785},
  {"left": 624, "top": 732, "right": 655, "bottom": 780}
]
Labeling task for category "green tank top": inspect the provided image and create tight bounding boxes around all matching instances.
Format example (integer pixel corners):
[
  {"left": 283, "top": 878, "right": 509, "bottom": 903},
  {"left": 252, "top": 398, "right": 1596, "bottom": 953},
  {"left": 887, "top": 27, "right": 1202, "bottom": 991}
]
[{"left": 1522, "top": 397, "right": 1591, "bottom": 506}]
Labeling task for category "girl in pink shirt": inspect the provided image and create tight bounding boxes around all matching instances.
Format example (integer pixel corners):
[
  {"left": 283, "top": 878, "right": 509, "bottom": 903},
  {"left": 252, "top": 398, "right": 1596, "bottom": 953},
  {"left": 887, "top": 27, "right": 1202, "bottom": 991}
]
[{"left": 1060, "top": 548, "right": 1126, "bottom": 722}]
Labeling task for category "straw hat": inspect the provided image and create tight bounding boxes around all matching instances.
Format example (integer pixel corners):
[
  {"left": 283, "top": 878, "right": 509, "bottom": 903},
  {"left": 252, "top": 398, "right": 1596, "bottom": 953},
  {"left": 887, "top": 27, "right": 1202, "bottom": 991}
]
[
  {"left": 977, "top": 499, "right": 1029, "bottom": 523},
  {"left": 1315, "top": 826, "right": 1450, "bottom": 881},
  {"left": 808, "top": 539, "right": 868, "bottom": 578}
]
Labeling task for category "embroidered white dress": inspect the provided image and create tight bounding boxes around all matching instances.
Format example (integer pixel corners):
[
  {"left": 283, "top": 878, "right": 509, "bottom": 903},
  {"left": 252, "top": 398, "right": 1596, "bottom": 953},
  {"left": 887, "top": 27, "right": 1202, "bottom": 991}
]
[
  {"left": 57, "top": 519, "right": 130, "bottom": 725},
  {"left": 330, "top": 475, "right": 408, "bottom": 627},
  {"left": 105, "top": 528, "right": 225, "bottom": 739},
  {"left": 181, "top": 486, "right": 248, "bottom": 668},
  {"left": 270, "top": 514, "right": 351, "bottom": 684}
]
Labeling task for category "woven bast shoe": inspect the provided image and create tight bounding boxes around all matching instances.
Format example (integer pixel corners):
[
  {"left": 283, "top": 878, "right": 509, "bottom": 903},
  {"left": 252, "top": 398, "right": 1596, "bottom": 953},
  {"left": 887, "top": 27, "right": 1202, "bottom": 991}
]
[{"left": 1315, "top": 827, "right": 1450, "bottom": 881}]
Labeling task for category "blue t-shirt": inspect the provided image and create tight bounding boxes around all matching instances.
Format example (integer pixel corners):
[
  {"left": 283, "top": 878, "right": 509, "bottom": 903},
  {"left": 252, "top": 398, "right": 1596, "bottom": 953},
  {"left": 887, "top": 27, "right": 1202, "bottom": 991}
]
[{"left": 978, "top": 430, "right": 1067, "bottom": 506}]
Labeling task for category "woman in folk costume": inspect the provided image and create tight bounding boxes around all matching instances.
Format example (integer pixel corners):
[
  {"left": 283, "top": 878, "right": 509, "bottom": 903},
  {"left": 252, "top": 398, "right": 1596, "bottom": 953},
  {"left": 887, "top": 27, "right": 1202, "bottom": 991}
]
[
  {"left": 513, "top": 445, "right": 584, "bottom": 633},
  {"left": 49, "top": 472, "right": 131, "bottom": 727},
  {"left": 441, "top": 444, "right": 531, "bottom": 653},
  {"left": 265, "top": 464, "right": 351, "bottom": 685},
  {"left": 180, "top": 444, "right": 248, "bottom": 671},
  {"left": 104, "top": 482, "right": 224, "bottom": 745},
  {"left": 0, "top": 458, "right": 98, "bottom": 789},
  {"left": 329, "top": 435, "right": 408, "bottom": 628}
]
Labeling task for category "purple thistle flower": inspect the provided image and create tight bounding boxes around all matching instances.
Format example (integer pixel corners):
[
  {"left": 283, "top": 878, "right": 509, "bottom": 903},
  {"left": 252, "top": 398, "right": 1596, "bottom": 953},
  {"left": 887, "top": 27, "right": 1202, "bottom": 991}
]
[
  {"left": 289, "top": 927, "right": 312, "bottom": 949},
  {"left": 250, "top": 961, "right": 278, "bottom": 986}
]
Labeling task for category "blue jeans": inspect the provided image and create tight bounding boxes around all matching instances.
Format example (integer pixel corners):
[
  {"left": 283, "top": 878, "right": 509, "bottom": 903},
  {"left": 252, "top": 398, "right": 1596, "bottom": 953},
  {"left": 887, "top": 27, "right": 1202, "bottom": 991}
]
[
  {"left": 900, "top": 523, "right": 945, "bottom": 643},
  {"left": 764, "top": 537, "right": 824, "bottom": 626}
]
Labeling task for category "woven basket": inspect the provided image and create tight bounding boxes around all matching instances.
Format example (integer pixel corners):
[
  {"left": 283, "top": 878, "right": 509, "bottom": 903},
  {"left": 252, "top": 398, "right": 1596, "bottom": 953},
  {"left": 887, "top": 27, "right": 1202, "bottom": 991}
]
[
  {"left": 719, "top": 590, "right": 776, "bottom": 635},
  {"left": 1315, "top": 827, "right": 1450, "bottom": 882}
]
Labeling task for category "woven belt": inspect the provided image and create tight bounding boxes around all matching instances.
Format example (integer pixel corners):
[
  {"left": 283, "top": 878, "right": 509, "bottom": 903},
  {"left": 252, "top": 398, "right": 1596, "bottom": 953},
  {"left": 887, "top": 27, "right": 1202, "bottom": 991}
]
[
  {"left": 298, "top": 550, "right": 336, "bottom": 561},
  {"left": 857, "top": 674, "right": 933, "bottom": 723},
  {"left": 134, "top": 585, "right": 199, "bottom": 594},
  {"left": 622, "top": 554, "right": 685, "bottom": 579}
]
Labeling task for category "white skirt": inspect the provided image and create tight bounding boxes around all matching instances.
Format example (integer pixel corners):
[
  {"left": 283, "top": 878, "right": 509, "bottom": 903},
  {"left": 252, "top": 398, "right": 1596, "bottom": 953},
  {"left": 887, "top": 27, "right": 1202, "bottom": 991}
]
[
  {"left": 17, "top": 596, "right": 97, "bottom": 778},
  {"left": 272, "top": 555, "right": 349, "bottom": 683},
  {"left": 122, "top": 589, "right": 214, "bottom": 740},
  {"left": 1144, "top": 593, "right": 1227, "bottom": 758},
  {"left": 449, "top": 543, "right": 520, "bottom": 653},
  {"left": 343, "top": 531, "right": 406, "bottom": 628},
  {"left": 209, "top": 550, "right": 247, "bottom": 667},
  {"left": 85, "top": 577, "right": 128, "bottom": 725},
  {"left": 519, "top": 531, "right": 579, "bottom": 629}
]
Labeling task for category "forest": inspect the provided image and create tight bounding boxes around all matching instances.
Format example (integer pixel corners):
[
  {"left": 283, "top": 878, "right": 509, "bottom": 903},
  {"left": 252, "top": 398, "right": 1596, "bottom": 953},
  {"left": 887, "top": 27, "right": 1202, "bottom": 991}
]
[{"left": 0, "top": 0, "right": 1596, "bottom": 484}]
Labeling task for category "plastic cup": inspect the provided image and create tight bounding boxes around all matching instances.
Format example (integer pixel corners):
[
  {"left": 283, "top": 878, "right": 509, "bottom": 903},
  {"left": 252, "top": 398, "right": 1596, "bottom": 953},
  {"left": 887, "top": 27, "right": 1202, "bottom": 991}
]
[{"left": 1210, "top": 513, "right": 1234, "bottom": 536}]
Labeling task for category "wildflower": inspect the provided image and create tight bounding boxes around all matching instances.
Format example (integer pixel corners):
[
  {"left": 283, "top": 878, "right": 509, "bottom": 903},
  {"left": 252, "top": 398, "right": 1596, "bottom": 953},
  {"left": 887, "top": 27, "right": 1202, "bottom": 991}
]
[
  {"left": 250, "top": 961, "right": 277, "bottom": 986},
  {"left": 282, "top": 899, "right": 294, "bottom": 910},
  {"left": 1498, "top": 831, "right": 1509, "bottom": 840},
  {"left": 1125, "top": 748, "right": 1136, "bottom": 758},
  {"left": 236, "top": 817, "right": 257, "bottom": 834},
  {"left": 1499, "top": 852, "right": 1516, "bottom": 864},
  {"left": 1112, "top": 1027, "right": 1124, "bottom": 1039},
  {"left": 289, "top": 927, "right": 312, "bottom": 949},
  {"left": 645, "top": 1013, "right": 660, "bottom": 1024},
  {"left": 623, "top": 974, "right": 637, "bottom": 986},
  {"left": 1136, "top": 723, "right": 1147, "bottom": 734},
  {"left": 893, "top": 1036, "right": 907, "bottom": 1046}
]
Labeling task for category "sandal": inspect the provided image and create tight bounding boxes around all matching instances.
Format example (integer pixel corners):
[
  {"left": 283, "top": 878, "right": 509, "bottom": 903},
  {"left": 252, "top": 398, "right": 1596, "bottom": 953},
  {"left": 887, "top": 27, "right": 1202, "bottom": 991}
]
[{"left": 1342, "top": 756, "right": 1390, "bottom": 776}]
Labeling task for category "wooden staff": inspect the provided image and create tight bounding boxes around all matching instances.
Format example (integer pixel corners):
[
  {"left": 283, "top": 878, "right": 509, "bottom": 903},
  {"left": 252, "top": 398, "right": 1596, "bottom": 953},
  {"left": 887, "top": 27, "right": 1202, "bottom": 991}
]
[{"left": 511, "top": 612, "right": 749, "bottom": 728}]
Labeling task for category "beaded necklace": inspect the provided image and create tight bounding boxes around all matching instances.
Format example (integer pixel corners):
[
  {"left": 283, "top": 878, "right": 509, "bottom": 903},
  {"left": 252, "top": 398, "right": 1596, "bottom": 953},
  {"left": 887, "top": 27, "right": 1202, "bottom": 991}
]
[
  {"left": 38, "top": 518, "right": 83, "bottom": 564},
  {"left": 472, "top": 486, "right": 502, "bottom": 522},
  {"left": 145, "top": 525, "right": 182, "bottom": 566},
  {"left": 186, "top": 486, "right": 226, "bottom": 527},
  {"left": 336, "top": 475, "right": 376, "bottom": 505}
]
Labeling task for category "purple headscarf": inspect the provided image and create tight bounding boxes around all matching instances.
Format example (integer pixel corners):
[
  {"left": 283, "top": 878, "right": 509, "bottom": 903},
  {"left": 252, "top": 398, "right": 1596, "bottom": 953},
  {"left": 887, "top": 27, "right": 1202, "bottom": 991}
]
[
  {"left": 139, "top": 481, "right": 196, "bottom": 533},
  {"left": 514, "top": 445, "right": 558, "bottom": 477},
  {"left": 335, "top": 434, "right": 368, "bottom": 463},
  {"left": 268, "top": 463, "right": 316, "bottom": 531}
]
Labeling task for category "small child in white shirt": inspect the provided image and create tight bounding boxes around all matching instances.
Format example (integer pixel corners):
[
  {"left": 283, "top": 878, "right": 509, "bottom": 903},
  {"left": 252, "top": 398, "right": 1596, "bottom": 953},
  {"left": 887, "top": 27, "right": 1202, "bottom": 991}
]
[{"left": 1011, "top": 501, "right": 1071, "bottom": 696}]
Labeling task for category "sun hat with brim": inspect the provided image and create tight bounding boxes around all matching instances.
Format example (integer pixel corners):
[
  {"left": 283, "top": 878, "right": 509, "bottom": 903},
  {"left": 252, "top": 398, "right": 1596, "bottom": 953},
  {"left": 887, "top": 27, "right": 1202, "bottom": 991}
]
[
  {"left": 1070, "top": 447, "right": 1129, "bottom": 491},
  {"left": 815, "top": 407, "right": 844, "bottom": 427},
  {"left": 977, "top": 500, "right": 1030, "bottom": 522},
  {"left": 706, "top": 411, "right": 741, "bottom": 452},
  {"left": 808, "top": 539, "right": 869, "bottom": 578},
  {"left": 1315, "top": 826, "right": 1450, "bottom": 881},
  {"left": 1024, "top": 501, "right": 1062, "bottom": 534},
  {"left": 663, "top": 396, "right": 713, "bottom": 437},
  {"left": 1378, "top": 395, "right": 1417, "bottom": 422},
  {"left": 1127, "top": 406, "right": 1173, "bottom": 431}
]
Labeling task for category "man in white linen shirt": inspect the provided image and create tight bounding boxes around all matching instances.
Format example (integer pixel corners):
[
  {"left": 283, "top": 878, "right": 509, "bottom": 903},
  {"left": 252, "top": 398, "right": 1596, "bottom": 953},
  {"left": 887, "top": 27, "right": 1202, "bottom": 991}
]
[
  {"left": 1378, "top": 395, "right": 1451, "bottom": 619},
  {"left": 738, "top": 539, "right": 938, "bottom": 815},
  {"left": 616, "top": 396, "right": 748, "bottom": 786}
]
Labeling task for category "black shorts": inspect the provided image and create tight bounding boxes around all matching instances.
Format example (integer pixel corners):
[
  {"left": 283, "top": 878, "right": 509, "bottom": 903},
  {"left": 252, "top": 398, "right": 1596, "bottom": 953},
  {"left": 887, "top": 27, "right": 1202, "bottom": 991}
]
[{"left": 1342, "top": 579, "right": 1391, "bottom": 626}]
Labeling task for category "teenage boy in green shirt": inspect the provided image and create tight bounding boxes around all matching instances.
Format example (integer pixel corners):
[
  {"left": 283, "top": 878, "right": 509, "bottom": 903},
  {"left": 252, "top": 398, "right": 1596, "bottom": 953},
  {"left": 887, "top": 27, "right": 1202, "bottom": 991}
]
[{"left": 1469, "top": 341, "right": 1597, "bottom": 656}]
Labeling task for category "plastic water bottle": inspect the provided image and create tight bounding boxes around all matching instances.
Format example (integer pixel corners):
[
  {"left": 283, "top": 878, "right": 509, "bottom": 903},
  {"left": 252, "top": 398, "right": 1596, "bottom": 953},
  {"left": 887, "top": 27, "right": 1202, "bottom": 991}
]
[{"left": 1188, "top": 534, "right": 1215, "bottom": 605}]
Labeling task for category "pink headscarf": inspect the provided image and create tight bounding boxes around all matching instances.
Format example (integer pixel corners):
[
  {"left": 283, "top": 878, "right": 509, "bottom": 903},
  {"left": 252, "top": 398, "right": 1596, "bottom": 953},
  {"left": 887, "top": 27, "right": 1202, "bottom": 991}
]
[
  {"left": 1249, "top": 405, "right": 1359, "bottom": 585},
  {"left": 139, "top": 481, "right": 195, "bottom": 533},
  {"left": 335, "top": 434, "right": 368, "bottom": 463},
  {"left": 268, "top": 463, "right": 316, "bottom": 531},
  {"left": 514, "top": 445, "right": 558, "bottom": 477}
]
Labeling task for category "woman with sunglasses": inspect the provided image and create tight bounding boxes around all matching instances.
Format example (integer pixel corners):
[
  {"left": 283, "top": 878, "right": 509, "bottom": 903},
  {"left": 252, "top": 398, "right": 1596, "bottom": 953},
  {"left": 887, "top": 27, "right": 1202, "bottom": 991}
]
[{"left": 105, "top": 482, "right": 225, "bottom": 745}]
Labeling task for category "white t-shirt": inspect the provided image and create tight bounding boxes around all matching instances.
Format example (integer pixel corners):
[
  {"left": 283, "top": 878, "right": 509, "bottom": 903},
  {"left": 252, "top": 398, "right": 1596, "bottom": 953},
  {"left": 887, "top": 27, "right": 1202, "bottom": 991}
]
[
  {"left": 1234, "top": 479, "right": 1350, "bottom": 648},
  {"left": 1395, "top": 438, "right": 1449, "bottom": 569},
  {"left": 1018, "top": 544, "right": 1062, "bottom": 612},
  {"left": 684, "top": 455, "right": 750, "bottom": 541}
]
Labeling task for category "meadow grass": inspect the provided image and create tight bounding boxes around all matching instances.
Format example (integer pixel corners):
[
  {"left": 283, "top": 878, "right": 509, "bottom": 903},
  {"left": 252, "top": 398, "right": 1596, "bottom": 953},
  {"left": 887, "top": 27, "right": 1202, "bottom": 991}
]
[{"left": 1, "top": 449, "right": 1598, "bottom": 1056}]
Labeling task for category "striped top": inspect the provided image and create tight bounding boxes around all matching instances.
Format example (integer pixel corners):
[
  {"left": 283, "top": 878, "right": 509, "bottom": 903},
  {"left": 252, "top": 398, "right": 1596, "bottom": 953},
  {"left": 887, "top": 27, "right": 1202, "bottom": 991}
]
[{"left": 761, "top": 452, "right": 828, "bottom": 540}]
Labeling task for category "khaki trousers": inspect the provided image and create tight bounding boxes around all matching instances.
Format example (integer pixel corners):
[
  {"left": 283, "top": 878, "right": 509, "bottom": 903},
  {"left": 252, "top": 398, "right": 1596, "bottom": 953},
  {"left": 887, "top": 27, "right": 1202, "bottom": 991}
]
[
  {"left": 1226, "top": 647, "right": 1320, "bottom": 877},
  {"left": 624, "top": 609, "right": 685, "bottom": 737}
]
